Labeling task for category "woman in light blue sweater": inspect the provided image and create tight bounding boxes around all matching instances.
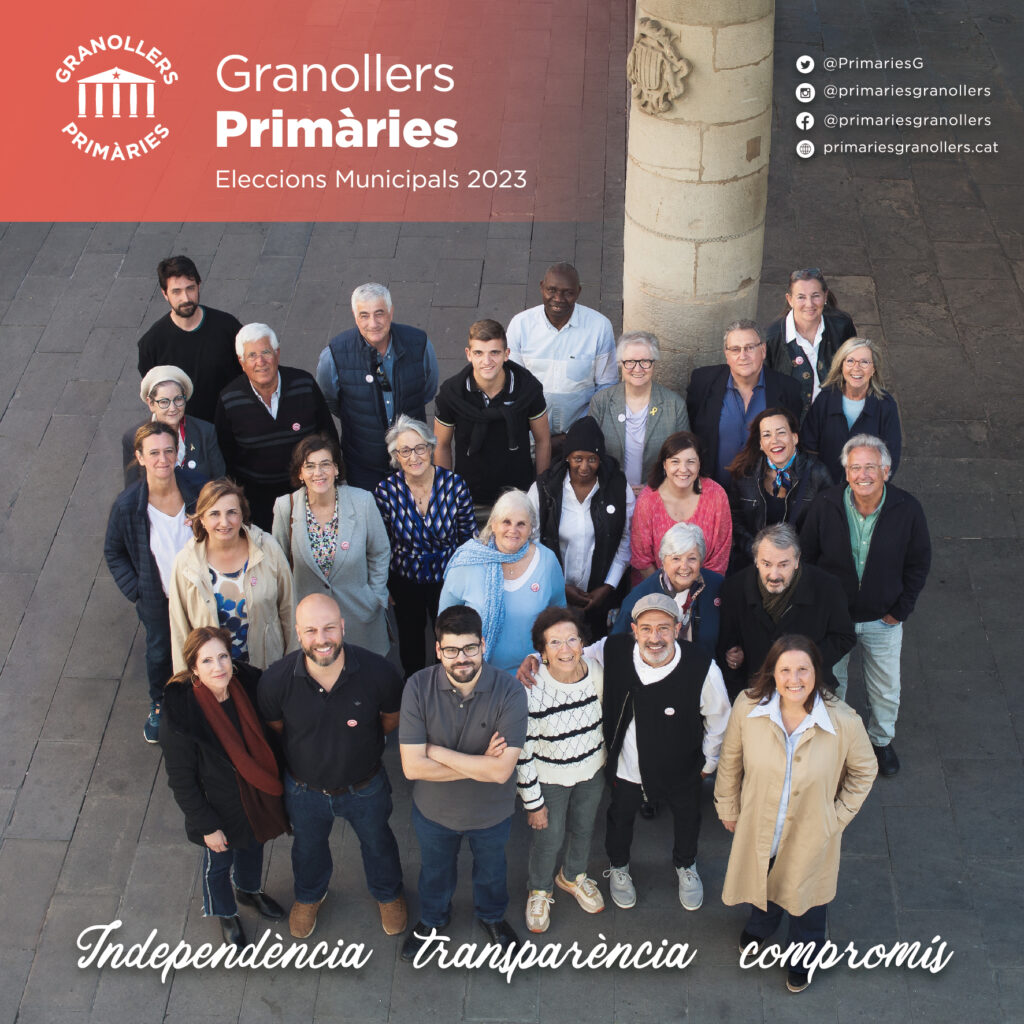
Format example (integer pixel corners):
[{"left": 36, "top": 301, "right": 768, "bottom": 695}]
[{"left": 439, "top": 489, "right": 565, "bottom": 673}]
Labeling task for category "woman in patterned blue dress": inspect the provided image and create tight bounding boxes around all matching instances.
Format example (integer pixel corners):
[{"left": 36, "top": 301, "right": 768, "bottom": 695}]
[{"left": 373, "top": 416, "right": 476, "bottom": 677}]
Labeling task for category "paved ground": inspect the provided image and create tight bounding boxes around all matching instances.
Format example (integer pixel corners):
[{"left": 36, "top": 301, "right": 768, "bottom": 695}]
[{"left": 1, "top": 0, "right": 1023, "bottom": 1021}]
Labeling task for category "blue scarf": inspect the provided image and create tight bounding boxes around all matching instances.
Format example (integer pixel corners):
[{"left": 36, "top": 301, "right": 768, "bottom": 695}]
[
  {"left": 444, "top": 536, "right": 531, "bottom": 660},
  {"left": 766, "top": 453, "right": 797, "bottom": 496}
]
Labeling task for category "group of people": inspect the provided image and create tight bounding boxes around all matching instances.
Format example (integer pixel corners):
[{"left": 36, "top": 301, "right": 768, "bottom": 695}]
[{"left": 99, "top": 255, "right": 930, "bottom": 993}]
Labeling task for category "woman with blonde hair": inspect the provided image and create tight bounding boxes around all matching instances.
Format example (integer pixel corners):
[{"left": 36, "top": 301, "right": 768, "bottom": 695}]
[
  {"left": 800, "top": 338, "right": 901, "bottom": 484},
  {"left": 170, "top": 478, "right": 296, "bottom": 672}
]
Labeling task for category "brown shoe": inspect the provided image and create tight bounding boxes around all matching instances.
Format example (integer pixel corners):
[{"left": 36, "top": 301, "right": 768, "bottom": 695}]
[
  {"left": 289, "top": 895, "right": 326, "bottom": 939},
  {"left": 379, "top": 894, "right": 408, "bottom": 935}
]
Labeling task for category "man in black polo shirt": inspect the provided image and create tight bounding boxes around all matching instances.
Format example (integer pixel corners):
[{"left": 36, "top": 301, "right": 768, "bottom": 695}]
[
  {"left": 258, "top": 594, "right": 407, "bottom": 940},
  {"left": 434, "top": 319, "right": 550, "bottom": 522},
  {"left": 399, "top": 605, "right": 528, "bottom": 961}
]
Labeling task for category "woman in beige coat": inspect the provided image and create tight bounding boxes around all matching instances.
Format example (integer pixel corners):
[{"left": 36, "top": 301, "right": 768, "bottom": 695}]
[
  {"left": 714, "top": 634, "right": 876, "bottom": 993},
  {"left": 169, "top": 479, "right": 296, "bottom": 672}
]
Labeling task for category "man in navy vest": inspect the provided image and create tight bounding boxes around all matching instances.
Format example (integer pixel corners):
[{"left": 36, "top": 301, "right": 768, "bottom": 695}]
[{"left": 316, "top": 284, "right": 439, "bottom": 491}]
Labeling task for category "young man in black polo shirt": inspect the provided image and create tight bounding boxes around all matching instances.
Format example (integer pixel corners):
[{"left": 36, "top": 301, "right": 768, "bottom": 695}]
[
  {"left": 434, "top": 319, "right": 551, "bottom": 522},
  {"left": 399, "top": 605, "right": 528, "bottom": 961},
  {"left": 258, "top": 594, "right": 407, "bottom": 940}
]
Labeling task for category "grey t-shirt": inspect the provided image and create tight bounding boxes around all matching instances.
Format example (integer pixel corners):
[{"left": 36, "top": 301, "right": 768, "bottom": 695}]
[{"left": 400, "top": 663, "right": 528, "bottom": 831}]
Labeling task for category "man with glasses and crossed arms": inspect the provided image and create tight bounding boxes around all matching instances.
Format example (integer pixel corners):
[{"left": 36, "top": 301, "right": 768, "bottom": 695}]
[{"left": 399, "top": 605, "right": 528, "bottom": 962}]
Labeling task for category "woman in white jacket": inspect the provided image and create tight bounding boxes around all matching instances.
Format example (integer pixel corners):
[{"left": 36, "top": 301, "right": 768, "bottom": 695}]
[{"left": 169, "top": 478, "right": 295, "bottom": 672}]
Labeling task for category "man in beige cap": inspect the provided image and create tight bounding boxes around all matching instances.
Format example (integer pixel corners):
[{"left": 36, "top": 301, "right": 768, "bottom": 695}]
[{"left": 517, "top": 593, "right": 731, "bottom": 913}]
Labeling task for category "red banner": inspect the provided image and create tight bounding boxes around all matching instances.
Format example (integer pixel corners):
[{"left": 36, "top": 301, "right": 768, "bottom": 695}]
[{"left": 3, "top": 0, "right": 616, "bottom": 221}]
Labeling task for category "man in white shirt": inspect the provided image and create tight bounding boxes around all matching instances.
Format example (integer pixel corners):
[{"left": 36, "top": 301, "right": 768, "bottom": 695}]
[{"left": 507, "top": 263, "right": 617, "bottom": 453}]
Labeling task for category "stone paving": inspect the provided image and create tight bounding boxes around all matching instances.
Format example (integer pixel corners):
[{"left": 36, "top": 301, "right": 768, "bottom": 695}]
[{"left": 1, "top": 0, "right": 1023, "bottom": 1021}]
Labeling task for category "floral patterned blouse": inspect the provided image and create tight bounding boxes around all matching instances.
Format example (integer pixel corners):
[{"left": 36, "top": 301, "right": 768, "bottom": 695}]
[{"left": 305, "top": 495, "right": 339, "bottom": 578}]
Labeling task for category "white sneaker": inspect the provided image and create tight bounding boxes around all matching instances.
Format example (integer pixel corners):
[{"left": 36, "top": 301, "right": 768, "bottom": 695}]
[
  {"left": 603, "top": 865, "right": 636, "bottom": 909},
  {"left": 525, "top": 890, "right": 553, "bottom": 933},
  {"left": 677, "top": 864, "right": 703, "bottom": 911},
  {"left": 555, "top": 869, "right": 605, "bottom": 914}
]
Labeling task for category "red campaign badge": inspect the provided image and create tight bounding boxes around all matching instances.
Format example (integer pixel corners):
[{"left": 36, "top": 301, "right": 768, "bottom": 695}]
[
  {"left": 531, "top": 582, "right": 540, "bottom": 592},
  {"left": 714, "top": 597, "right": 721, "bottom": 606},
  {"left": 292, "top": 422, "right": 301, "bottom": 431},
  {"left": 347, "top": 719, "right": 358, "bottom": 727},
  {"left": 250, "top": 577, "right": 257, "bottom": 587},
  {"left": 794, "top": 356, "right": 805, "bottom": 365},
  {"left": 341, "top": 541, "right": 350, "bottom": 550}
]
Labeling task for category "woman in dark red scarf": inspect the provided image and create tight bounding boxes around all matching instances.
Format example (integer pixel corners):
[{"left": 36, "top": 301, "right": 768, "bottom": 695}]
[{"left": 160, "top": 626, "right": 289, "bottom": 948}]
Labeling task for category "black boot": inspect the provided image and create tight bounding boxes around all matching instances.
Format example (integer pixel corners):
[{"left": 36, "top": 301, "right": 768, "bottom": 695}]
[{"left": 219, "top": 914, "right": 247, "bottom": 949}]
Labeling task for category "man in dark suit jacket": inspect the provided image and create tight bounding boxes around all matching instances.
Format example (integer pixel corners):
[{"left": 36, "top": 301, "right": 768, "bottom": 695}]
[
  {"left": 686, "top": 320, "right": 803, "bottom": 487},
  {"left": 717, "top": 523, "right": 856, "bottom": 698}
]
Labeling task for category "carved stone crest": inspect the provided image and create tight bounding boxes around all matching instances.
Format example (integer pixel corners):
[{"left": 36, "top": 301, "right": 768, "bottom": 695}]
[{"left": 627, "top": 18, "right": 692, "bottom": 115}]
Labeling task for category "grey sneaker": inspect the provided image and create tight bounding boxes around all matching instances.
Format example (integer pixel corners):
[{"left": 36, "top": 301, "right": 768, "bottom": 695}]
[
  {"left": 676, "top": 863, "right": 703, "bottom": 911},
  {"left": 603, "top": 865, "right": 636, "bottom": 909},
  {"left": 144, "top": 701, "right": 161, "bottom": 744}
]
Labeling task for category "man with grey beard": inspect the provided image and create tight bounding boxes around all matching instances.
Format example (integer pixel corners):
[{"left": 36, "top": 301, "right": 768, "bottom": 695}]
[{"left": 518, "top": 594, "right": 731, "bottom": 913}]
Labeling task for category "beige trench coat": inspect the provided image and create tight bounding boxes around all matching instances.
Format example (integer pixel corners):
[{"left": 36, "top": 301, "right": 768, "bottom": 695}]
[
  {"left": 169, "top": 525, "right": 297, "bottom": 673},
  {"left": 714, "top": 693, "right": 877, "bottom": 916}
]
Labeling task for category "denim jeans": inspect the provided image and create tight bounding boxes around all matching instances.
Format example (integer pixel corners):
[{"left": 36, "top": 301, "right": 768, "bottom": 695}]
[
  {"left": 202, "top": 842, "right": 264, "bottom": 917},
  {"left": 527, "top": 773, "right": 605, "bottom": 891},
  {"left": 745, "top": 900, "right": 828, "bottom": 978},
  {"left": 411, "top": 803, "right": 512, "bottom": 927},
  {"left": 833, "top": 618, "right": 903, "bottom": 746},
  {"left": 285, "top": 768, "right": 403, "bottom": 904},
  {"left": 136, "top": 599, "right": 172, "bottom": 704}
]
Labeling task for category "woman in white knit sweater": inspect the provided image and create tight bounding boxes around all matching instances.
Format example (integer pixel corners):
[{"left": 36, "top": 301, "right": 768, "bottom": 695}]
[{"left": 517, "top": 607, "right": 606, "bottom": 933}]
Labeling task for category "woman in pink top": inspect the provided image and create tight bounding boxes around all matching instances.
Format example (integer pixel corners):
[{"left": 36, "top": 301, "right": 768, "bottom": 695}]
[{"left": 630, "top": 431, "right": 732, "bottom": 581}]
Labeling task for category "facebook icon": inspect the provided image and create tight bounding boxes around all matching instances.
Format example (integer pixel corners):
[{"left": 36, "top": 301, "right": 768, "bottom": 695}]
[{"left": 795, "top": 112, "right": 815, "bottom": 130}]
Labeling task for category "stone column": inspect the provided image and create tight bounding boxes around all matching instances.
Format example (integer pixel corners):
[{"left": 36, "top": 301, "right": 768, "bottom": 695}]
[{"left": 623, "top": 0, "right": 774, "bottom": 385}]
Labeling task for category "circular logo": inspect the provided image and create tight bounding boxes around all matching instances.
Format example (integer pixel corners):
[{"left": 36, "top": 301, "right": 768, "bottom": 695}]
[
  {"left": 187, "top": 459, "right": 196, "bottom": 469},
  {"left": 796, "top": 139, "right": 815, "bottom": 159},
  {"left": 795, "top": 83, "right": 815, "bottom": 103},
  {"left": 341, "top": 541, "right": 350, "bottom": 550},
  {"left": 347, "top": 719, "right": 358, "bottom": 727},
  {"left": 794, "top": 355, "right": 805, "bottom": 365},
  {"left": 292, "top": 422, "right": 301, "bottom": 431},
  {"left": 617, "top": 413, "right": 626, "bottom": 422},
  {"left": 530, "top": 582, "right": 540, "bottom": 592},
  {"left": 664, "top": 707, "right": 676, "bottom": 716},
  {"left": 606, "top": 504, "right": 616, "bottom": 514},
  {"left": 55, "top": 34, "right": 179, "bottom": 162},
  {"left": 365, "top": 374, "right": 374, "bottom": 383}
]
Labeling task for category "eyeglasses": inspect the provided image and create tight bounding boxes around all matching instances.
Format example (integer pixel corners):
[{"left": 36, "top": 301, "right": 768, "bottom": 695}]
[
  {"left": 843, "top": 357, "right": 873, "bottom": 368},
  {"left": 396, "top": 444, "right": 430, "bottom": 459},
  {"left": 439, "top": 643, "right": 481, "bottom": 659},
  {"left": 725, "top": 343, "right": 764, "bottom": 356},
  {"left": 790, "top": 268, "right": 823, "bottom": 282},
  {"left": 303, "top": 460, "right": 335, "bottom": 474},
  {"left": 243, "top": 349, "right": 276, "bottom": 363},
  {"left": 621, "top": 359, "right": 654, "bottom": 370},
  {"left": 151, "top": 394, "right": 186, "bottom": 410},
  {"left": 545, "top": 636, "right": 582, "bottom": 650}
]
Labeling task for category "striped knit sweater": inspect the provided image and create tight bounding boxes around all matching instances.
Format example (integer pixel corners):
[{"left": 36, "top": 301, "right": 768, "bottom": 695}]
[{"left": 516, "top": 659, "right": 606, "bottom": 811}]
